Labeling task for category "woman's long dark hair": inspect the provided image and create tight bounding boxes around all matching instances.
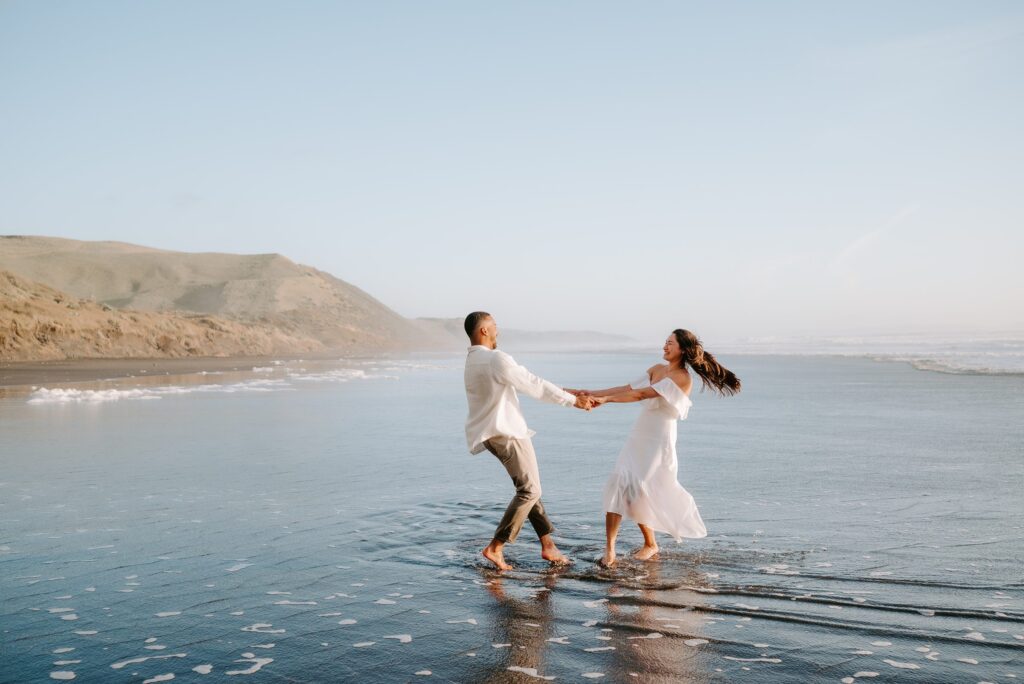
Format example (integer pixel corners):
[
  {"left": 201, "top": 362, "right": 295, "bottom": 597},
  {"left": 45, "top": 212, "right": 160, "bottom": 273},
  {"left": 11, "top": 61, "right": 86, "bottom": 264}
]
[{"left": 672, "top": 329, "right": 741, "bottom": 396}]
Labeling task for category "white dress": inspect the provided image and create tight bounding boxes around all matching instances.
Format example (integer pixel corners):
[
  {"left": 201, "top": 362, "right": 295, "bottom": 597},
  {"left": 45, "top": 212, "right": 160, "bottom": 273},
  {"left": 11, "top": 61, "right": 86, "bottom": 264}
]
[{"left": 602, "top": 373, "right": 707, "bottom": 541}]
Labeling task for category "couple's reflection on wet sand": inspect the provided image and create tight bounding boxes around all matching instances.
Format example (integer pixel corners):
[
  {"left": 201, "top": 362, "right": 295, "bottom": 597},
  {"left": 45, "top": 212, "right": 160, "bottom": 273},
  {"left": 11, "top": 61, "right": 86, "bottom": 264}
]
[
  {"left": 600, "top": 560, "right": 711, "bottom": 683},
  {"left": 473, "top": 557, "right": 711, "bottom": 682},
  {"left": 473, "top": 573, "right": 557, "bottom": 682}
]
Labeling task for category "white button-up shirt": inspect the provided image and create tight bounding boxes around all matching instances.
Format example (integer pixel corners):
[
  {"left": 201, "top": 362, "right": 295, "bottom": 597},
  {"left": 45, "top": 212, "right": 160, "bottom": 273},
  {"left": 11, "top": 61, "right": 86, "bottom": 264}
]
[{"left": 464, "top": 345, "right": 576, "bottom": 454}]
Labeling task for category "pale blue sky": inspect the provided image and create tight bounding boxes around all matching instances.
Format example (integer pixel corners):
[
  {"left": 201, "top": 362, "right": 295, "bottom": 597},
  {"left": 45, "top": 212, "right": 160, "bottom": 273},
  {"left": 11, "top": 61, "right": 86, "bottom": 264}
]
[{"left": 2, "top": 1, "right": 1022, "bottom": 342}]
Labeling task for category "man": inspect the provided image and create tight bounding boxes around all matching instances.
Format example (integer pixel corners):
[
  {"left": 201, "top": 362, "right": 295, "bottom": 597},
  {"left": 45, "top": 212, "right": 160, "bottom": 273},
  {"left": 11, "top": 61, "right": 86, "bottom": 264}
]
[{"left": 463, "top": 311, "right": 595, "bottom": 570}]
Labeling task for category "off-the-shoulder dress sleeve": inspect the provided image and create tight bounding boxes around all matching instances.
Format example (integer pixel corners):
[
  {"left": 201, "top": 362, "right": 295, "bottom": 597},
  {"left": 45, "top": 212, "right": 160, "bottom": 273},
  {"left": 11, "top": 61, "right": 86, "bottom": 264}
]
[{"left": 652, "top": 377, "right": 692, "bottom": 420}]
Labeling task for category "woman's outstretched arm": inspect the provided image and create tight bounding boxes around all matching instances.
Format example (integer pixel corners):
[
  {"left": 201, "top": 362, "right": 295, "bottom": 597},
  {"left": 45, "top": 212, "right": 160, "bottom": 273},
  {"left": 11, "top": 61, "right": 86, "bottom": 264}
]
[
  {"left": 592, "top": 386, "right": 659, "bottom": 405},
  {"left": 564, "top": 384, "right": 632, "bottom": 398}
]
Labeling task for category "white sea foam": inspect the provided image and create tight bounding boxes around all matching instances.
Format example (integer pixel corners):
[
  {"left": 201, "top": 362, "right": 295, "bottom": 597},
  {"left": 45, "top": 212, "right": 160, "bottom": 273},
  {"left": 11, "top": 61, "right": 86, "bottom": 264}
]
[
  {"left": 143, "top": 675, "right": 174, "bottom": 684},
  {"left": 287, "top": 369, "right": 397, "bottom": 383},
  {"left": 25, "top": 359, "right": 417, "bottom": 405},
  {"left": 28, "top": 379, "right": 291, "bottom": 404}
]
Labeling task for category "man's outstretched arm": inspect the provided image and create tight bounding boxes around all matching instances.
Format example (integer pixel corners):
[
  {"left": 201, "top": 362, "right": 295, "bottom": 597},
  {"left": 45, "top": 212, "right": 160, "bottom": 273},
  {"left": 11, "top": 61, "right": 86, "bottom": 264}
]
[{"left": 492, "top": 353, "right": 593, "bottom": 409}]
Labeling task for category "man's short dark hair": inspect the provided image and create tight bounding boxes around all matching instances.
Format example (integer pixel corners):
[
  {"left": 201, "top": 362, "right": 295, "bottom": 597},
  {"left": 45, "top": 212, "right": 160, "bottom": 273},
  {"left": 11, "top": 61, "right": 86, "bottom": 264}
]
[{"left": 464, "top": 311, "right": 491, "bottom": 338}]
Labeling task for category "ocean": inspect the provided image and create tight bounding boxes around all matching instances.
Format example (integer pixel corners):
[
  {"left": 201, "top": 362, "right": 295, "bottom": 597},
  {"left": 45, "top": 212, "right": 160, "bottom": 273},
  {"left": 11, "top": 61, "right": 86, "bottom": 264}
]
[{"left": 1, "top": 351, "right": 1022, "bottom": 683}]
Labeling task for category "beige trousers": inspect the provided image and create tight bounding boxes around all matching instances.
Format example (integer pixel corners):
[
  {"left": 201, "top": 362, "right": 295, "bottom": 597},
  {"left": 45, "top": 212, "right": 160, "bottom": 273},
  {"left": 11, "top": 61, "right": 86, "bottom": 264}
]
[{"left": 484, "top": 435, "right": 555, "bottom": 543}]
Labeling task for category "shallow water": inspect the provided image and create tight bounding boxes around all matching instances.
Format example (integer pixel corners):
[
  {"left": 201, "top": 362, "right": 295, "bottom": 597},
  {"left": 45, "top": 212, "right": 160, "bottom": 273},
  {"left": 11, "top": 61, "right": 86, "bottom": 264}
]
[{"left": 1, "top": 354, "right": 1022, "bottom": 682}]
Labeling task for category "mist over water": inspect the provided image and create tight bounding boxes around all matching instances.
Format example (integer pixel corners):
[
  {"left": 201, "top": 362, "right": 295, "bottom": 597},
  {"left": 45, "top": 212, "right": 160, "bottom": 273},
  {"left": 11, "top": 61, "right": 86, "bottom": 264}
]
[
  {"left": 716, "top": 333, "right": 1024, "bottom": 375},
  {"left": 2, "top": 353, "right": 1022, "bottom": 682}
]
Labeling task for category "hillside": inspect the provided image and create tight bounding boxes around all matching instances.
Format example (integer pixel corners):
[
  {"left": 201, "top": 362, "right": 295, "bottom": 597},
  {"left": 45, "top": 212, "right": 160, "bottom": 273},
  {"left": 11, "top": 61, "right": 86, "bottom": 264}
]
[
  {"left": 0, "top": 270, "right": 325, "bottom": 361},
  {"left": 0, "top": 236, "right": 446, "bottom": 358}
]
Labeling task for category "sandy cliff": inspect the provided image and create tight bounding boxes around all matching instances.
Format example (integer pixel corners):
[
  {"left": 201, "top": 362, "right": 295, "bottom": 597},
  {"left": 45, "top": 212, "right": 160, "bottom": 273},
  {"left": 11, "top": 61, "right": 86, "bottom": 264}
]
[
  {"left": 0, "top": 236, "right": 449, "bottom": 360},
  {"left": 0, "top": 270, "right": 327, "bottom": 361}
]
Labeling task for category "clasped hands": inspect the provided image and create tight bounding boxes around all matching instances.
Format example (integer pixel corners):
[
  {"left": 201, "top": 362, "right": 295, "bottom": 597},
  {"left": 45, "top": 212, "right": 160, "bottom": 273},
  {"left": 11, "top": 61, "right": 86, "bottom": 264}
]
[{"left": 566, "top": 388, "right": 605, "bottom": 411}]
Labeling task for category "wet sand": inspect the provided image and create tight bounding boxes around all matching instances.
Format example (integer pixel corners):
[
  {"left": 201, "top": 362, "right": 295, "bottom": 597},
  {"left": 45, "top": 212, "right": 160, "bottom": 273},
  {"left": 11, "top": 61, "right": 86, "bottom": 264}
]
[{"left": 3, "top": 354, "right": 1022, "bottom": 682}]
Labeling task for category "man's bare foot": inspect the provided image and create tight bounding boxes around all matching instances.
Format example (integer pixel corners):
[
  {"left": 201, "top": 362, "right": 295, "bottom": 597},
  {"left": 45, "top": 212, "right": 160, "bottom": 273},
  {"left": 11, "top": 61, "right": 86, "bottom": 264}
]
[
  {"left": 541, "top": 548, "right": 572, "bottom": 566},
  {"left": 633, "top": 544, "right": 659, "bottom": 561},
  {"left": 482, "top": 546, "right": 512, "bottom": 571},
  {"left": 598, "top": 551, "right": 617, "bottom": 568},
  {"left": 538, "top": 534, "right": 571, "bottom": 566}
]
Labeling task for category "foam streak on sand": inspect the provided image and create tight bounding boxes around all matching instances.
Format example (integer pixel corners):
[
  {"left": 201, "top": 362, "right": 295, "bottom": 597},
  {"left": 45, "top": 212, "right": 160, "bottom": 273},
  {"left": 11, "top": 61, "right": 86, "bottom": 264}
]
[
  {"left": 241, "top": 623, "right": 284, "bottom": 634},
  {"left": 506, "top": 666, "right": 555, "bottom": 680},
  {"left": 110, "top": 654, "right": 187, "bottom": 670},
  {"left": 142, "top": 675, "right": 174, "bottom": 684},
  {"left": 226, "top": 654, "right": 273, "bottom": 675}
]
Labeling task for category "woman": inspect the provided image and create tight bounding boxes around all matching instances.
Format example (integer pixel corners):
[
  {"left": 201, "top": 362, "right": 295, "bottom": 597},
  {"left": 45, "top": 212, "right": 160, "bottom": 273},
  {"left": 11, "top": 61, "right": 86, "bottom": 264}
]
[{"left": 569, "top": 329, "right": 740, "bottom": 567}]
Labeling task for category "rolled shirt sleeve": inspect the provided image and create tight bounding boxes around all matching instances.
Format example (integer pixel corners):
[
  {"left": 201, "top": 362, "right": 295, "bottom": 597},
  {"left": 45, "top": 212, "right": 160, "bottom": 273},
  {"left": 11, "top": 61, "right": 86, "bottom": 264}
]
[{"left": 492, "top": 352, "right": 575, "bottom": 406}]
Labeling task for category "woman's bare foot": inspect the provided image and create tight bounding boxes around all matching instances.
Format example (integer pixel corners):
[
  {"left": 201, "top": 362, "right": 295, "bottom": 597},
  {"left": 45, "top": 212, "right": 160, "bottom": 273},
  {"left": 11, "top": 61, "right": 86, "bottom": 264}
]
[
  {"left": 598, "top": 551, "right": 617, "bottom": 568},
  {"left": 632, "top": 544, "right": 659, "bottom": 561},
  {"left": 482, "top": 543, "right": 512, "bottom": 571}
]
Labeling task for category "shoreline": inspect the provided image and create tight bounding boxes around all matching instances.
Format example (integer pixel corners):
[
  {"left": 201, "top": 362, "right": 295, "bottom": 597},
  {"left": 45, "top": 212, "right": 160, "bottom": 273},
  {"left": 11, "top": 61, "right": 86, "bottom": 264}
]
[{"left": 0, "top": 355, "right": 339, "bottom": 389}]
